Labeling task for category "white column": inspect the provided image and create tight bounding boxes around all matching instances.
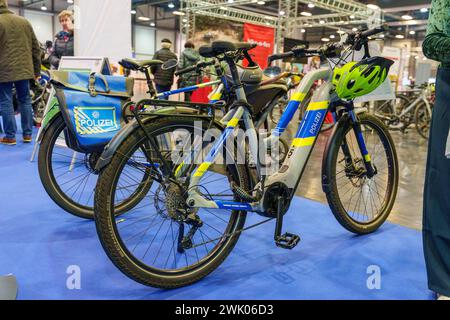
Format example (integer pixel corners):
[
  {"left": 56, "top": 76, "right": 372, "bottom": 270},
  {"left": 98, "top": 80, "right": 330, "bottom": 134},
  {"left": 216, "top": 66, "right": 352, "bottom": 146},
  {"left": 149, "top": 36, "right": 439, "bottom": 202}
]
[{"left": 74, "top": 0, "right": 132, "bottom": 60}]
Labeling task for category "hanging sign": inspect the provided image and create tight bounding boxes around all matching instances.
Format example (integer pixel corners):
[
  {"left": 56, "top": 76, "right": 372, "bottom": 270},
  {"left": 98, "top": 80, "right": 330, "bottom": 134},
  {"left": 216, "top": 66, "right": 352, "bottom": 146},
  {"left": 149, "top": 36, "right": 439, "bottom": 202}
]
[{"left": 243, "top": 23, "right": 275, "bottom": 69}]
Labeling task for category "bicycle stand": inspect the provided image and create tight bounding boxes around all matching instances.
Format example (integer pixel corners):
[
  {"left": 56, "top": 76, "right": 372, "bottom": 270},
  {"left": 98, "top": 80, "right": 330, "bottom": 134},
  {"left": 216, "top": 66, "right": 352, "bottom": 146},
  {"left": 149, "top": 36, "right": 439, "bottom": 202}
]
[
  {"left": 0, "top": 275, "right": 18, "bottom": 300},
  {"left": 274, "top": 196, "right": 300, "bottom": 250}
]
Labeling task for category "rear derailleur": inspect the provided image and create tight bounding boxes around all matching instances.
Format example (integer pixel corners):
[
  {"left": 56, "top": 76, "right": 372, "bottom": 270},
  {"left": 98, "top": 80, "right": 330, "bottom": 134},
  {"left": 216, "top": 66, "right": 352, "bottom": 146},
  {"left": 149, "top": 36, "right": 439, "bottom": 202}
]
[{"left": 177, "top": 211, "right": 203, "bottom": 254}]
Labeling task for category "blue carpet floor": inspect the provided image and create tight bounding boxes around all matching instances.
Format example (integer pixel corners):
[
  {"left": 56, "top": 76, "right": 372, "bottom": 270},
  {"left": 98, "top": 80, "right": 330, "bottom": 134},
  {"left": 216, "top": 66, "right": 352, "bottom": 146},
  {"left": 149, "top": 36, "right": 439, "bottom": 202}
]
[{"left": 0, "top": 135, "right": 434, "bottom": 300}]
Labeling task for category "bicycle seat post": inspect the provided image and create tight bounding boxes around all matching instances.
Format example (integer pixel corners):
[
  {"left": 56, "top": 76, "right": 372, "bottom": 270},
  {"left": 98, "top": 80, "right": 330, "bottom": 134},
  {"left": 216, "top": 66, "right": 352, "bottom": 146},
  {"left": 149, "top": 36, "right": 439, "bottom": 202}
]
[
  {"left": 142, "top": 67, "right": 156, "bottom": 98},
  {"left": 224, "top": 55, "right": 247, "bottom": 104}
]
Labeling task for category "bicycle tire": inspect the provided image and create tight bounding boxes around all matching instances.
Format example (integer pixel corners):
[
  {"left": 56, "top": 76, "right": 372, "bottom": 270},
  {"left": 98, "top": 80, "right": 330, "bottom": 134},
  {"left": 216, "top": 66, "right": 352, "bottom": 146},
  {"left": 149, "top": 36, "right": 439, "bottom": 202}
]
[
  {"left": 414, "top": 102, "right": 432, "bottom": 140},
  {"left": 323, "top": 113, "right": 399, "bottom": 234}
]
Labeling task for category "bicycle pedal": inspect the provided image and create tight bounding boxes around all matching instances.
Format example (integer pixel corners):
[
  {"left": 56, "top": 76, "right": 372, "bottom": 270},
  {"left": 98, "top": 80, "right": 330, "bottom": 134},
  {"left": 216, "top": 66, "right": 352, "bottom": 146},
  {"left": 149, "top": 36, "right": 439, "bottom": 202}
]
[
  {"left": 231, "top": 182, "right": 259, "bottom": 202},
  {"left": 275, "top": 233, "right": 301, "bottom": 250}
]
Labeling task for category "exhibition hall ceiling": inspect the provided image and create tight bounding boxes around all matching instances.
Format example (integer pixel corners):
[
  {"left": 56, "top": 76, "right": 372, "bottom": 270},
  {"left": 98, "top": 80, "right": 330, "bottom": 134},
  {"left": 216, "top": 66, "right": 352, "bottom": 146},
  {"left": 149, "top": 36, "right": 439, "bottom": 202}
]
[{"left": 8, "top": 0, "right": 432, "bottom": 42}]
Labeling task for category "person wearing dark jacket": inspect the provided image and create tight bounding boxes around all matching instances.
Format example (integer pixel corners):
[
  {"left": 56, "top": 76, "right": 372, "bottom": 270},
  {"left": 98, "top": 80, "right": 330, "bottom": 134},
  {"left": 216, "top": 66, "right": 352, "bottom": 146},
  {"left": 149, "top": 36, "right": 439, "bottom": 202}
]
[
  {"left": 48, "top": 10, "right": 74, "bottom": 69},
  {"left": 151, "top": 39, "right": 178, "bottom": 99},
  {"left": 0, "top": 0, "right": 41, "bottom": 145},
  {"left": 178, "top": 41, "right": 201, "bottom": 102},
  {"left": 422, "top": 0, "right": 450, "bottom": 300}
]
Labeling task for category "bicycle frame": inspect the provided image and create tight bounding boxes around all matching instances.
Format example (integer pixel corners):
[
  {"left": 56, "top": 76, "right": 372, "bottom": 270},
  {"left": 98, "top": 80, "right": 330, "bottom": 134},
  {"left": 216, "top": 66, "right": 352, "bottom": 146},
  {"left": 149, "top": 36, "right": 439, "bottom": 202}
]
[
  {"left": 396, "top": 89, "right": 432, "bottom": 119},
  {"left": 155, "top": 79, "right": 222, "bottom": 100},
  {"left": 184, "top": 66, "right": 374, "bottom": 213}
]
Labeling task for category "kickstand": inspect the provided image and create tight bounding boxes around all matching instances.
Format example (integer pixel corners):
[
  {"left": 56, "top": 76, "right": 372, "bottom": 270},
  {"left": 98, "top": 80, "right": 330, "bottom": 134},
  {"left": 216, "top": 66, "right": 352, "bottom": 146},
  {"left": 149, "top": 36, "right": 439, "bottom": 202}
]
[{"left": 274, "top": 196, "right": 300, "bottom": 250}]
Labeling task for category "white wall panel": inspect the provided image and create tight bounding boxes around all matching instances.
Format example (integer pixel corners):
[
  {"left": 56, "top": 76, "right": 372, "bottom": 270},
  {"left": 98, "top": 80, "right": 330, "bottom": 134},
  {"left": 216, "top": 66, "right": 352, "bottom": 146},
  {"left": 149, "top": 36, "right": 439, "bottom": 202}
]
[
  {"left": 134, "top": 25, "right": 156, "bottom": 59},
  {"left": 23, "top": 10, "right": 53, "bottom": 44},
  {"left": 74, "top": 0, "right": 132, "bottom": 60}
]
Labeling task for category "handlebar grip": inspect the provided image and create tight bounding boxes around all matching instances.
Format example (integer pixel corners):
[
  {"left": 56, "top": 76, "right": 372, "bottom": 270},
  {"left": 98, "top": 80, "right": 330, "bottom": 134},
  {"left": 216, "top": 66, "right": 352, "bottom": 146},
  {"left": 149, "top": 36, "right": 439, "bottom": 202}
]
[
  {"left": 175, "top": 65, "right": 196, "bottom": 76},
  {"left": 361, "top": 25, "right": 388, "bottom": 38},
  {"left": 268, "top": 52, "right": 294, "bottom": 64}
]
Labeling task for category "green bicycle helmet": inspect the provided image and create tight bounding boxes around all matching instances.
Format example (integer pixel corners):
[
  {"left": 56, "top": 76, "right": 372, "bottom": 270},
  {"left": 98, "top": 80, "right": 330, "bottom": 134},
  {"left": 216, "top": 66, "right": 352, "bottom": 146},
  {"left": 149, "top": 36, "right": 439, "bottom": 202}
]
[{"left": 332, "top": 57, "right": 394, "bottom": 100}]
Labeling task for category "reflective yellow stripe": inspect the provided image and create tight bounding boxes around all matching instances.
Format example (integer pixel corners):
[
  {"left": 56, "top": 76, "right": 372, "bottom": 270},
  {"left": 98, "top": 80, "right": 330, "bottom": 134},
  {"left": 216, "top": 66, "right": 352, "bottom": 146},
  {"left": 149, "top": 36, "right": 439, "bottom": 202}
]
[
  {"left": 291, "top": 92, "right": 306, "bottom": 102},
  {"left": 227, "top": 118, "right": 240, "bottom": 128},
  {"left": 365, "top": 154, "right": 372, "bottom": 162},
  {"left": 194, "top": 162, "right": 212, "bottom": 177},
  {"left": 175, "top": 162, "right": 184, "bottom": 177},
  {"left": 197, "top": 82, "right": 211, "bottom": 88},
  {"left": 307, "top": 101, "right": 329, "bottom": 111},
  {"left": 211, "top": 93, "right": 222, "bottom": 100},
  {"left": 292, "top": 137, "right": 316, "bottom": 147}
]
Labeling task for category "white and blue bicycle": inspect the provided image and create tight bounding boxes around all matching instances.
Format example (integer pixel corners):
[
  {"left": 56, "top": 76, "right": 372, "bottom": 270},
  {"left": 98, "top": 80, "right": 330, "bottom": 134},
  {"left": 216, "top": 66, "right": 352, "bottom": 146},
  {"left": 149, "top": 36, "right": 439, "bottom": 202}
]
[{"left": 93, "top": 27, "right": 399, "bottom": 288}]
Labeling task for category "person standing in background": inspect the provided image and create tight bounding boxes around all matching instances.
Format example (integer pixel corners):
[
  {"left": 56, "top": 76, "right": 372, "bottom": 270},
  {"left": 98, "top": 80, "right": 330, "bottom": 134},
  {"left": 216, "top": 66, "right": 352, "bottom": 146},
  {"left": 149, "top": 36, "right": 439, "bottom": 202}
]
[
  {"left": 422, "top": 0, "right": 450, "bottom": 300},
  {"left": 49, "top": 10, "right": 74, "bottom": 70},
  {"left": 151, "top": 39, "right": 178, "bottom": 99},
  {"left": 178, "top": 41, "right": 201, "bottom": 102},
  {"left": 0, "top": 0, "right": 41, "bottom": 146}
]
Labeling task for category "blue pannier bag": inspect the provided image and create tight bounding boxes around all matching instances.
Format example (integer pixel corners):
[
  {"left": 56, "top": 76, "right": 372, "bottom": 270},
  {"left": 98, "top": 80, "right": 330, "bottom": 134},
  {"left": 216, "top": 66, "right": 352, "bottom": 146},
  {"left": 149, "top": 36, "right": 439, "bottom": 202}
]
[{"left": 50, "top": 71, "right": 134, "bottom": 153}]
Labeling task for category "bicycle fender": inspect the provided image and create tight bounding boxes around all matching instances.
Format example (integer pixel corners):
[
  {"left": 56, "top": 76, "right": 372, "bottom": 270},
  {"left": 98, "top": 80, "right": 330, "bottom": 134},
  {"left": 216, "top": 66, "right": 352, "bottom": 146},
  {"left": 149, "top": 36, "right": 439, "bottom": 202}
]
[
  {"left": 95, "top": 107, "right": 218, "bottom": 172},
  {"left": 37, "top": 100, "right": 61, "bottom": 143},
  {"left": 321, "top": 113, "right": 351, "bottom": 194}
]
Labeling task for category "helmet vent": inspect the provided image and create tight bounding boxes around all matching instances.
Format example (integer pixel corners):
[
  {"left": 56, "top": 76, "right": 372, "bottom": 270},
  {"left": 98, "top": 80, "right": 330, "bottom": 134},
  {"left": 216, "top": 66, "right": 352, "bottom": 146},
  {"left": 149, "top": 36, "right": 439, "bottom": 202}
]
[
  {"left": 364, "top": 66, "right": 376, "bottom": 77},
  {"left": 347, "top": 79, "right": 356, "bottom": 89},
  {"left": 368, "top": 71, "right": 379, "bottom": 84}
]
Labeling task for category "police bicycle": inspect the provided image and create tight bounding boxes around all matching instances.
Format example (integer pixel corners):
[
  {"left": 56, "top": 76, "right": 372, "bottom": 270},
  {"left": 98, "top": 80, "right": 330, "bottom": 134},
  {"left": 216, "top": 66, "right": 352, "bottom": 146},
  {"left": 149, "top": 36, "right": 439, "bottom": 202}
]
[{"left": 93, "top": 27, "right": 399, "bottom": 288}]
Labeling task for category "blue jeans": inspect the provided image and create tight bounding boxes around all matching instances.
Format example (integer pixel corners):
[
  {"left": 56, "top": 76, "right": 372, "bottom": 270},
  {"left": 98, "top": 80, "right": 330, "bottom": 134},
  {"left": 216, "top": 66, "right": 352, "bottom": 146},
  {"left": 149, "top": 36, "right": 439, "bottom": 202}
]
[
  {"left": 155, "top": 84, "right": 172, "bottom": 100},
  {"left": 0, "top": 80, "right": 33, "bottom": 139}
]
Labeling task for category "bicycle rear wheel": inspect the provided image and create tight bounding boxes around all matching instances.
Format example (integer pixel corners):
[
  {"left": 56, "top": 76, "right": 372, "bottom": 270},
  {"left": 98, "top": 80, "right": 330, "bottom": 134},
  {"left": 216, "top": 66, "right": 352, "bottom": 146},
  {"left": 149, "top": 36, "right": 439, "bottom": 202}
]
[
  {"left": 415, "top": 102, "right": 432, "bottom": 140},
  {"left": 38, "top": 114, "right": 153, "bottom": 219},
  {"left": 323, "top": 113, "right": 399, "bottom": 234},
  {"left": 94, "top": 116, "right": 249, "bottom": 288}
]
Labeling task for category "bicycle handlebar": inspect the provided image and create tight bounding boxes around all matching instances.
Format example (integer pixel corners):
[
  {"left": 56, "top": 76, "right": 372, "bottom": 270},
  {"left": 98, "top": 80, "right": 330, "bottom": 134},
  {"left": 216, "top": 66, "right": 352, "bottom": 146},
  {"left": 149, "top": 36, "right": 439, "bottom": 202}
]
[{"left": 268, "top": 25, "right": 388, "bottom": 64}]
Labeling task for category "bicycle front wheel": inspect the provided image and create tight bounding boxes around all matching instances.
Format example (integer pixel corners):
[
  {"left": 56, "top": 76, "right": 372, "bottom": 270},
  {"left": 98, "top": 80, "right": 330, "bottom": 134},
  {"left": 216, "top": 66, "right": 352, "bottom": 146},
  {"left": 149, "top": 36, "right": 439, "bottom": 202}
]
[
  {"left": 94, "top": 116, "right": 249, "bottom": 288},
  {"left": 323, "top": 113, "right": 399, "bottom": 234}
]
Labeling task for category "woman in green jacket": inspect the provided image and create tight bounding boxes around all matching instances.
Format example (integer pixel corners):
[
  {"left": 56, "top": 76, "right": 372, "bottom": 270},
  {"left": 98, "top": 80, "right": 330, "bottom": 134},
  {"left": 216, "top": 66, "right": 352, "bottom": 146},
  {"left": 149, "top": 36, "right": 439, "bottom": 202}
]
[{"left": 422, "top": 0, "right": 450, "bottom": 300}]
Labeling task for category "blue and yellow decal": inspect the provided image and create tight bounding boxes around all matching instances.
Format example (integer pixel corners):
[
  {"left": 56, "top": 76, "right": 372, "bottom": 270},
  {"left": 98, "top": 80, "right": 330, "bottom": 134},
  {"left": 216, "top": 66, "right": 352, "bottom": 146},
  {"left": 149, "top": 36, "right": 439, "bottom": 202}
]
[
  {"left": 292, "top": 101, "right": 329, "bottom": 148},
  {"left": 74, "top": 107, "right": 119, "bottom": 135},
  {"left": 272, "top": 92, "right": 307, "bottom": 137}
]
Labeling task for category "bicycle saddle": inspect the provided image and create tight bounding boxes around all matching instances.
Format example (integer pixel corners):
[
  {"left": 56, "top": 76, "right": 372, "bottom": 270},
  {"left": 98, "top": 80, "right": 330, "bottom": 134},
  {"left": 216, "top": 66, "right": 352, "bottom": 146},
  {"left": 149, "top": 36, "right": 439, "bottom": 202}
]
[
  {"left": 235, "top": 42, "right": 257, "bottom": 51},
  {"left": 212, "top": 41, "right": 237, "bottom": 54},
  {"left": 119, "top": 59, "right": 163, "bottom": 71},
  {"left": 199, "top": 46, "right": 215, "bottom": 58},
  {"left": 211, "top": 41, "right": 257, "bottom": 54}
]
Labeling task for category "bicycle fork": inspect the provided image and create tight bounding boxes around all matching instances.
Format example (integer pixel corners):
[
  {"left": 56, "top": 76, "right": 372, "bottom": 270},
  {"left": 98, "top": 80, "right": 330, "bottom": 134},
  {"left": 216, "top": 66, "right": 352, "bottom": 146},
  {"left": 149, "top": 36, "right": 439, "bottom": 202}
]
[{"left": 345, "top": 102, "right": 376, "bottom": 179}]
